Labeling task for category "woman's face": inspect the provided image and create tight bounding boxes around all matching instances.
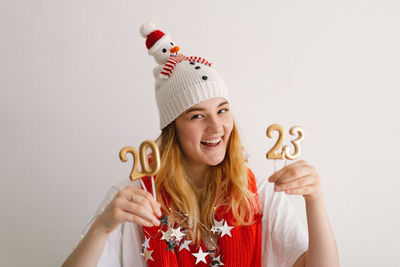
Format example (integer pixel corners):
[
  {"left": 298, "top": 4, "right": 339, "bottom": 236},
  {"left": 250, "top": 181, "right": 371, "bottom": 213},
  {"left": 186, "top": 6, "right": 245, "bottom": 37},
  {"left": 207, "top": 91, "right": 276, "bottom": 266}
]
[{"left": 175, "top": 97, "right": 233, "bottom": 170}]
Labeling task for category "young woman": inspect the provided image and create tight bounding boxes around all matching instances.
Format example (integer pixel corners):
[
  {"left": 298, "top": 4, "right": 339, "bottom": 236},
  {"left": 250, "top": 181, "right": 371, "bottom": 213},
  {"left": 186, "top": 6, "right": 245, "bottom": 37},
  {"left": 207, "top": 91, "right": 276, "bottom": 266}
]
[{"left": 62, "top": 22, "right": 339, "bottom": 267}]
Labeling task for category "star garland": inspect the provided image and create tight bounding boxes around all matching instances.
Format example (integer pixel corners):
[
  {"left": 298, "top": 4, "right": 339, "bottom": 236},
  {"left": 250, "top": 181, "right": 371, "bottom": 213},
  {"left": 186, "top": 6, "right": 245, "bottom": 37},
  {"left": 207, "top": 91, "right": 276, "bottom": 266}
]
[{"left": 140, "top": 212, "right": 234, "bottom": 266}]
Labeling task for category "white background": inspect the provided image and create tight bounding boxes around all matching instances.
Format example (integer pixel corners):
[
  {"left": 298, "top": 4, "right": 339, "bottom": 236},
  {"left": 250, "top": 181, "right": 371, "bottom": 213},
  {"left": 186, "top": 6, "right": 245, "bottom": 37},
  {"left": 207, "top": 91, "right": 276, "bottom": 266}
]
[{"left": 1, "top": 0, "right": 399, "bottom": 266}]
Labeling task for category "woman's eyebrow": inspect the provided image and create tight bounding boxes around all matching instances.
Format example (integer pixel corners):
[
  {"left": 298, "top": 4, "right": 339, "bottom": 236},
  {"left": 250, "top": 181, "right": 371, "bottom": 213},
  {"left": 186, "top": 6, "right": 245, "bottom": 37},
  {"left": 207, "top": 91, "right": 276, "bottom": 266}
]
[
  {"left": 185, "top": 101, "right": 230, "bottom": 115},
  {"left": 218, "top": 101, "right": 229, "bottom": 107},
  {"left": 185, "top": 107, "right": 205, "bottom": 114}
]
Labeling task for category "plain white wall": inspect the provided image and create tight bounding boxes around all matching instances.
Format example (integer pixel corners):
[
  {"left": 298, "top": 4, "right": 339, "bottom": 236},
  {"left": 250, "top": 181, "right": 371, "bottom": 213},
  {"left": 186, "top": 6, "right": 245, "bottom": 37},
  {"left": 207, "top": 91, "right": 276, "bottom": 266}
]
[{"left": 1, "top": 0, "right": 399, "bottom": 266}]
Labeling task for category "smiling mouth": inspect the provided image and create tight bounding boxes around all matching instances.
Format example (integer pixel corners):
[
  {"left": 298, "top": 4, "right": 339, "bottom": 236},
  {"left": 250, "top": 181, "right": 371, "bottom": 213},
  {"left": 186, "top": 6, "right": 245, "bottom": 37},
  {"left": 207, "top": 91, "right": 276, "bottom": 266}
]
[{"left": 200, "top": 137, "right": 222, "bottom": 147}]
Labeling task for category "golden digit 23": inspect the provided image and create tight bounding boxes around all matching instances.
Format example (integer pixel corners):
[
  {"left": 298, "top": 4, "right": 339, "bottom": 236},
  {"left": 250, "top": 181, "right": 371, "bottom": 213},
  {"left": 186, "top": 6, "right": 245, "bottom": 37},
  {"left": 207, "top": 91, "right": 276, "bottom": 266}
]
[{"left": 266, "top": 124, "right": 305, "bottom": 160}]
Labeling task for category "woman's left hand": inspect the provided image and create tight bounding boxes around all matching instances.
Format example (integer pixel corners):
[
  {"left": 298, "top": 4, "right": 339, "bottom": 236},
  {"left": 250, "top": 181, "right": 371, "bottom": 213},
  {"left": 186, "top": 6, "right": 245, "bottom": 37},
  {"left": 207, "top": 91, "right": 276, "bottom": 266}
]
[{"left": 268, "top": 160, "right": 322, "bottom": 202}]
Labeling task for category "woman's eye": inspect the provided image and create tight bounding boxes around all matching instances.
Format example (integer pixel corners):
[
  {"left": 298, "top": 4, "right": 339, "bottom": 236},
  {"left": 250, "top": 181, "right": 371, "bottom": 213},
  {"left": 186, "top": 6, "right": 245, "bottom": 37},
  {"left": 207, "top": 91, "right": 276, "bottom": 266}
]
[
  {"left": 162, "top": 48, "right": 167, "bottom": 53},
  {"left": 191, "top": 114, "right": 203, "bottom": 120},
  {"left": 218, "top": 108, "right": 229, "bottom": 114}
]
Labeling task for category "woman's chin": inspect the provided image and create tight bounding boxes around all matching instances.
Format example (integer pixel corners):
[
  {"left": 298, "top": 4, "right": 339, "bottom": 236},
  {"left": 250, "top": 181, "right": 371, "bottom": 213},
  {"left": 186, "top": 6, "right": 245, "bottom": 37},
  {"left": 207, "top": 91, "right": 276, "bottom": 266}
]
[
  {"left": 205, "top": 155, "right": 226, "bottom": 166},
  {"left": 200, "top": 143, "right": 227, "bottom": 166}
]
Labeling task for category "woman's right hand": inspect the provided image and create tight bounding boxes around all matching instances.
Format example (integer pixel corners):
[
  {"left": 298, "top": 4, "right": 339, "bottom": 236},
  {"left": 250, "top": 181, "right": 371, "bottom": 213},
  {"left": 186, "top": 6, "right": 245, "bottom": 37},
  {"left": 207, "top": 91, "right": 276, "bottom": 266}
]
[{"left": 94, "top": 186, "right": 162, "bottom": 234}]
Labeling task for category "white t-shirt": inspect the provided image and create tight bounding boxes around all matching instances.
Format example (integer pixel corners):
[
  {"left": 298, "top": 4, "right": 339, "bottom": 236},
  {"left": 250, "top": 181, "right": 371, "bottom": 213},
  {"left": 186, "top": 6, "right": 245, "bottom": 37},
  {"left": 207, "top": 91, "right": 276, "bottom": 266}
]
[{"left": 93, "top": 175, "right": 308, "bottom": 267}]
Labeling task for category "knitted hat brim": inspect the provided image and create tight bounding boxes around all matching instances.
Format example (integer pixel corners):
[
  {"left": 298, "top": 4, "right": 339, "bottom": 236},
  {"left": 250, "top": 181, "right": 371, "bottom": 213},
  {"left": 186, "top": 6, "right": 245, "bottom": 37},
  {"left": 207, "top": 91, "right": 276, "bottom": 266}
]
[{"left": 158, "top": 79, "right": 230, "bottom": 129}]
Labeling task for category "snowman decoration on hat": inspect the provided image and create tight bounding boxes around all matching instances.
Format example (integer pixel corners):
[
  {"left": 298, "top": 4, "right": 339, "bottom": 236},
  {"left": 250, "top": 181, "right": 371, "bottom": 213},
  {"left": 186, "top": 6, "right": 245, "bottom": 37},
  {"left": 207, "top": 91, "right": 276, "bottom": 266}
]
[
  {"left": 140, "top": 21, "right": 181, "bottom": 65},
  {"left": 140, "top": 21, "right": 212, "bottom": 81}
]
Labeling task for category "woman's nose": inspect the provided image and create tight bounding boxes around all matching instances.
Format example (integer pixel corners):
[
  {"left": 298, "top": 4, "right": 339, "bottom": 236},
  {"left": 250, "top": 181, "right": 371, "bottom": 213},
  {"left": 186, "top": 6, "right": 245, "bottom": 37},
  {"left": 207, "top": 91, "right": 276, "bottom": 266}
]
[
  {"left": 207, "top": 115, "right": 223, "bottom": 132},
  {"left": 170, "top": 46, "right": 180, "bottom": 53}
]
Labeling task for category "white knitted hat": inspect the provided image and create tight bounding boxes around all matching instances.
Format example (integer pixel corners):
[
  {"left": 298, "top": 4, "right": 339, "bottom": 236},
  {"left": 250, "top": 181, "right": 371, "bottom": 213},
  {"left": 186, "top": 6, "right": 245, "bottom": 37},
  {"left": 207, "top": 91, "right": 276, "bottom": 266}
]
[
  {"left": 155, "top": 59, "right": 230, "bottom": 129},
  {"left": 140, "top": 21, "right": 230, "bottom": 129}
]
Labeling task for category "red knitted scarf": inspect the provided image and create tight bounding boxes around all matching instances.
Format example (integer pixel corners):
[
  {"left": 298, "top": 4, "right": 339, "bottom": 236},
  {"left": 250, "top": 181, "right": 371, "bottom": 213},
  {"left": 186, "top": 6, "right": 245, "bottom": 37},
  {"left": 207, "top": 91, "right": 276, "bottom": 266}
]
[{"left": 141, "top": 169, "right": 262, "bottom": 266}]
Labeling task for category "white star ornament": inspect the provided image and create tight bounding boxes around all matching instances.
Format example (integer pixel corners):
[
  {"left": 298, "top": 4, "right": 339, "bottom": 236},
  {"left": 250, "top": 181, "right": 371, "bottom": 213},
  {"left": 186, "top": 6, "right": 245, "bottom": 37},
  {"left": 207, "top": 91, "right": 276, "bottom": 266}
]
[{"left": 192, "top": 247, "right": 209, "bottom": 264}]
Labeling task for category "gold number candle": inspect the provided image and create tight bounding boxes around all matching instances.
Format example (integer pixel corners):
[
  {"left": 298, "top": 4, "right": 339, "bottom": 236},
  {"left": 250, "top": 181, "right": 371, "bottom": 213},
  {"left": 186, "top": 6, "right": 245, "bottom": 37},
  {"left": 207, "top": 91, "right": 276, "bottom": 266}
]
[
  {"left": 266, "top": 124, "right": 305, "bottom": 160},
  {"left": 119, "top": 140, "right": 161, "bottom": 181}
]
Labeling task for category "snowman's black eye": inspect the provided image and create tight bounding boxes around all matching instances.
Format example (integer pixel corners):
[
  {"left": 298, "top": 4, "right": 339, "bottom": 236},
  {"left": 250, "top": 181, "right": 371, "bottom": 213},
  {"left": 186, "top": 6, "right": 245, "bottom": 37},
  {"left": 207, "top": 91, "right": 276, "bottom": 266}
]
[
  {"left": 162, "top": 48, "right": 167, "bottom": 53},
  {"left": 170, "top": 42, "right": 174, "bottom": 46}
]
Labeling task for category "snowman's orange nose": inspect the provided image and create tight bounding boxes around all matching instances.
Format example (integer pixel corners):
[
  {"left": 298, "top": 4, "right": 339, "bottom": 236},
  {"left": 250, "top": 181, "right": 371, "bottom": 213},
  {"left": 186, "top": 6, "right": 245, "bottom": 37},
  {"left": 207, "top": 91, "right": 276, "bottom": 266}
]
[{"left": 170, "top": 46, "right": 180, "bottom": 53}]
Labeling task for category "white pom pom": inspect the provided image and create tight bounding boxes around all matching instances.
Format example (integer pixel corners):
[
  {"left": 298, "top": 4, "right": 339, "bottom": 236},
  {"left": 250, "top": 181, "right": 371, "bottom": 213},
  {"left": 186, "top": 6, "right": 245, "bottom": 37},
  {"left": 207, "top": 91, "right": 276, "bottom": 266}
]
[{"left": 140, "top": 21, "right": 157, "bottom": 38}]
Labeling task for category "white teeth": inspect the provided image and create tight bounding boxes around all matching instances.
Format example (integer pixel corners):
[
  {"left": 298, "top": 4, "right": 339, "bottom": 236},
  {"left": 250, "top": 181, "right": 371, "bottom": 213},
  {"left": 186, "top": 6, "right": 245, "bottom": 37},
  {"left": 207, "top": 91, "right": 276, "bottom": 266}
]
[{"left": 201, "top": 138, "right": 221, "bottom": 144}]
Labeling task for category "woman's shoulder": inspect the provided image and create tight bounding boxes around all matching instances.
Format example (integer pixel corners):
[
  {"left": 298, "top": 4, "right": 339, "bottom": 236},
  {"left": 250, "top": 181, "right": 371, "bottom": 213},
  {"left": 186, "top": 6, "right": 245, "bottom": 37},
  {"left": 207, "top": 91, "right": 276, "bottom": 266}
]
[
  {"left": 246, "top": 167, "right": 272, "bottom": 193},
  {"left": 246, "top": 168, "right": 258, "bottom": 193},
  {"left": 246, "top": 167, "right": 283, "bottom": 208}
]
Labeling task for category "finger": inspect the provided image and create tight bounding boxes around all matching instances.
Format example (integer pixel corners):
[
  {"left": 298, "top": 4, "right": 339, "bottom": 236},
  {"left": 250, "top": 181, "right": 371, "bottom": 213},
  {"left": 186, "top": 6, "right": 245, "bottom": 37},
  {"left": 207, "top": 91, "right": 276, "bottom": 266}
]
[
  {"left": 275, "top": 174, "right": 318, "bottom": 192},
  {"left": 121, "top": 200, "right": 161, "bottom": 226},
  {"left": 121, "top": 210, "right": 155, "bottom": 227},
  {"left": 130, "top": 188, "right": 162, "bottom": 218},
  {"left": 117, "top": 188, "right": 160, "bottom": 225},
  {"left": 272, "top": 164, "right": 314, "bottom": 185},
  {"left": 128, "top": 194, "right": 153, "bottom": 213},
  {"left": 268, "top": 160, "right": 308, "bottom": 183},
  {"left": 282, "top": 185, "right": 315, "bottom": 196},
  {"left": 123, "top": 186, "right": 162, "bottom": 217}
]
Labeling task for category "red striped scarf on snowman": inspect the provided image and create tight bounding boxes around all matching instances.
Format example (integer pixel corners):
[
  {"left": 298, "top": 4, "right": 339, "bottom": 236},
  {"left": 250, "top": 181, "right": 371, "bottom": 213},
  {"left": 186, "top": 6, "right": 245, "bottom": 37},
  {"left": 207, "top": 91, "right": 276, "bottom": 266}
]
[{"left": 160, "top": 54, "right": 213, "bottom": 79}]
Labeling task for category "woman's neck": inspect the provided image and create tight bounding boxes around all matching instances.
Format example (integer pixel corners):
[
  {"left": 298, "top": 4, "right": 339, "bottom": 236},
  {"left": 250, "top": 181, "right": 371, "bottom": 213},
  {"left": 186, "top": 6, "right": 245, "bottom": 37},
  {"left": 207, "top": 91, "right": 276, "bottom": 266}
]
[{"left": 184, "top": 161, "right": 208, "bottom": 189}]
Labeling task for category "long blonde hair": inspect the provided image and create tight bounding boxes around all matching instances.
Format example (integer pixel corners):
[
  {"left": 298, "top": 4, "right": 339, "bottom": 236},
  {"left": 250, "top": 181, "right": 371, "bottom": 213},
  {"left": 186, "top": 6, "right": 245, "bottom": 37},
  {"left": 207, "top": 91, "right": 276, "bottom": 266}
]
[{"left": 155, "top": 121, "right": 258, "bottom": 243}]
